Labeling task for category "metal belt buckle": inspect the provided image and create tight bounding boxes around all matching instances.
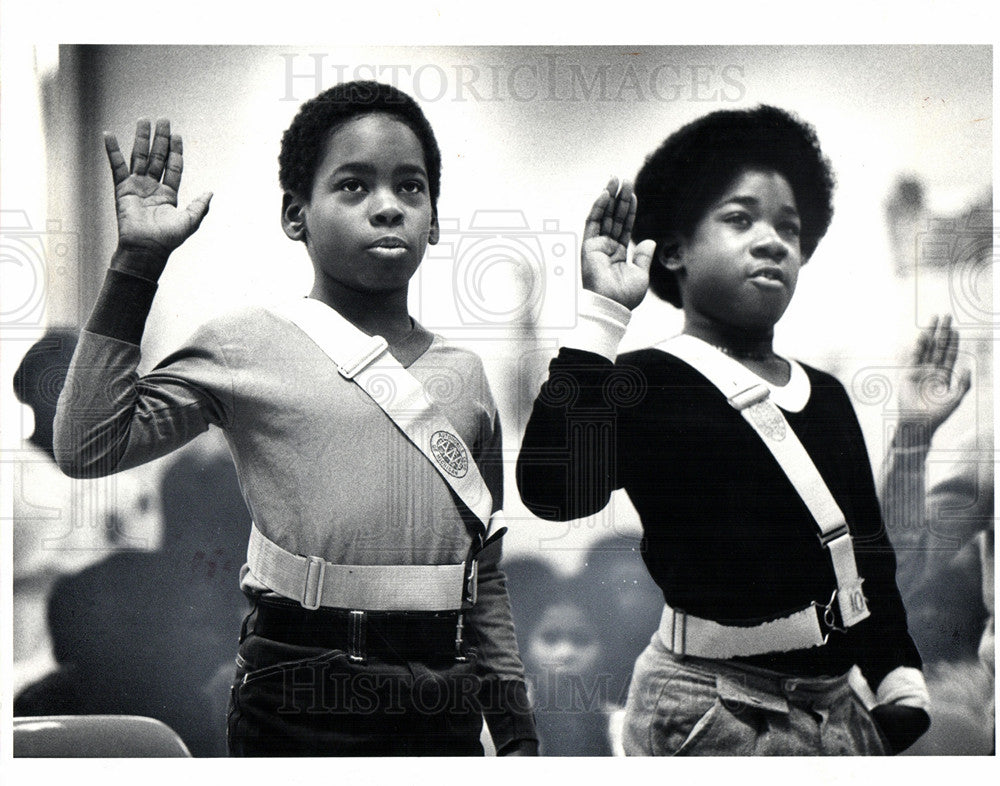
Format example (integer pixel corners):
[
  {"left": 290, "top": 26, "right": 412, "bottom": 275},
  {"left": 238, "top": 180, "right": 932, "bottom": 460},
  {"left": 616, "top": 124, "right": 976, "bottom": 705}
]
[
  {"left": 812, "top": 589, "right": 844, "bottom": 643},
  {"left": 670, "top": 608, "right": 688, "bottom": 657},
  {"left": 454, "top": 612, "right": 468, "bottom": 662},
  {"left": 300, "top": 555, "right": 326, "bottom": 611},
  {"left": 348, "top": 610, "right": 367, "bottom": 663}
]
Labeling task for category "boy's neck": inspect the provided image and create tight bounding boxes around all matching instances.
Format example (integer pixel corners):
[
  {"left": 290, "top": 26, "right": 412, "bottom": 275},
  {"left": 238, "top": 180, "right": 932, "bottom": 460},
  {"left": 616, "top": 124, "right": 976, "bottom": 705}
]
[{"left": 309, "top": 279, "right": 414, "bottom": 344}]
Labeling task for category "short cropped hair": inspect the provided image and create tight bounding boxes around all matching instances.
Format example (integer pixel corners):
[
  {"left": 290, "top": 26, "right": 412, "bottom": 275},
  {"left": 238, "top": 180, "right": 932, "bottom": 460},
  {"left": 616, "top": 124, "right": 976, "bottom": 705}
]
[
  {"left": 278, "top": 81, "right": 442, "bottom": 209},
  {"left": 633, "top": 105, "right": 835, "bottom": 307}
]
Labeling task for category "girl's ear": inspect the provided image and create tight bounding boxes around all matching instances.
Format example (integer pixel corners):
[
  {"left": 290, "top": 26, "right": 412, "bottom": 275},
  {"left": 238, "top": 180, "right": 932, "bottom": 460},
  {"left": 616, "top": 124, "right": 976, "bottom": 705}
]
[
  {"left": 658, "top": 235, "right": 685, "bottom": 272},
  {"left": 281, "top": 192, "right": 308, "bottom": 242}
]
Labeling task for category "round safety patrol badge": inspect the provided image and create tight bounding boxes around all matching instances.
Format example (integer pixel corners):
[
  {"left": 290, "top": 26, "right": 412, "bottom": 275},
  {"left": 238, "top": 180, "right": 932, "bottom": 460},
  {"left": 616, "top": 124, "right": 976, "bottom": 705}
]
[{"left": 430, "top": 431, "right": 469, "bottom": 477}]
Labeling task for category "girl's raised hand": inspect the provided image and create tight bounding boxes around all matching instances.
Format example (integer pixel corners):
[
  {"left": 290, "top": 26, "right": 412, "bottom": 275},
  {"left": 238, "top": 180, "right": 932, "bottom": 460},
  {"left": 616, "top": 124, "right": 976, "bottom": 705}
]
[
  {"left": 580, "top": 177, "right": 656, "bottom": 310},
  {"left": 105, "top": 118, "right": 213, "bottom": 280}
]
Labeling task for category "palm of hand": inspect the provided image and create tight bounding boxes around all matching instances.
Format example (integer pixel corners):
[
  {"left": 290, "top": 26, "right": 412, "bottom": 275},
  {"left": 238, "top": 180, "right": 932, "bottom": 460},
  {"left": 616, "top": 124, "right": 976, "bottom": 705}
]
[
  {"left": 582, "top": 235, "right": 649, "bottom": 308},
  {"left": 898, "top": 315, "right": 971, "bottom": 432},
  {"left": 580, "top": 178, "right": 655, "bottom": 310},
  {"left": 115, "top": 177, "right": 192, "bottom": 255}
]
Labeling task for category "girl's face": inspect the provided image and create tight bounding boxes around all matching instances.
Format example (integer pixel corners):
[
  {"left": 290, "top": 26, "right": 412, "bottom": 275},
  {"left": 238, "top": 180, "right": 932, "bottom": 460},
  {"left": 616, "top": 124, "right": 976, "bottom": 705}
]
[
  {"left": 670, "top": 167, "right": 803, "bottom": 333},
  {"left": 526, "top": 604, "right": 602, "bottom": 676}
]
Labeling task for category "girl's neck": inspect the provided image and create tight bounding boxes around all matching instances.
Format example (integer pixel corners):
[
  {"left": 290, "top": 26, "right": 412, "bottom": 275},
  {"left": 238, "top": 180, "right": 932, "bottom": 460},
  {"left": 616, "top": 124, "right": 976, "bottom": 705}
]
[
  {"left": 309, "top": 278, "right": 414, "bottom": 345},
  {"left": 682, "top": 315, "right": 790, "bottom": 386},
  {"left": 682, "top": 316, "right": 775, "bottom": 359}
]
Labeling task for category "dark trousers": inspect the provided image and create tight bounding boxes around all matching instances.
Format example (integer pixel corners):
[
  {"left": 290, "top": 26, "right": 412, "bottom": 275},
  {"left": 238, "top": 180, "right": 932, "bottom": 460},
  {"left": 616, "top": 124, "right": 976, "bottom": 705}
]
[{"left": 227, "top": 604, "right": 485, "bottom": 756}]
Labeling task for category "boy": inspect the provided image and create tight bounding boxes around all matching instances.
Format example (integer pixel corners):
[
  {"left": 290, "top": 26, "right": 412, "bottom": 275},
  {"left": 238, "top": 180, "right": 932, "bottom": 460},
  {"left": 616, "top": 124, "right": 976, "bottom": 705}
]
[
  {"left": 516, "top": 105, "right": 938, "bottom": 755},
  {"left": 54, "top": 81, "right": 537, "bottom": 756}
]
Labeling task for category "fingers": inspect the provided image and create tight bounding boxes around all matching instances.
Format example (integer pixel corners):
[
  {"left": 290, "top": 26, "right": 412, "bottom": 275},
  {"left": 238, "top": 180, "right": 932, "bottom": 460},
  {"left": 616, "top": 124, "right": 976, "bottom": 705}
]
[
  {"left": 162, "top": 134, "right": 184, "bottom": 192},
  {"left": 632, "top": 239, "right": 657, "bottom": 272},
  {"left": 584, "top": 177, "right": 638, "bottom": 247},
  {"left": 145, "top": 119, "right": 172, "bottom": 180},
  {"left": 583, "top": 178, "right": 617, "bottom": 241},
  {"left": 104, "top": 133, "right": 129, "bottom": 186},
  {"left": 129, "top": 118, "right": 152, "bottom": 175},
  {"left": 608, "top": 180, "right": 635, "bottom": 242},
  {"left": 123, "top": 118, "right": 180, "bottom": 187},
  {"left": 912, "top": 315, "right": 935, "bottom": 365},
  {"left": 184, "top": 191, "right": 214, "bottom": 232}
]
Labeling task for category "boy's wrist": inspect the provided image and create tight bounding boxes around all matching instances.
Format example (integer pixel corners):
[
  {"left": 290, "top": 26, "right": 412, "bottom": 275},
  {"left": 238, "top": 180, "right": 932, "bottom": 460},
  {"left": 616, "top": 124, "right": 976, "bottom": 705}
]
[
  {"left": 85, "top": 268, "right": 159, "bottom": 344},
  {"left": 110, "top": 246, "right": 171, "bottom": 283}
]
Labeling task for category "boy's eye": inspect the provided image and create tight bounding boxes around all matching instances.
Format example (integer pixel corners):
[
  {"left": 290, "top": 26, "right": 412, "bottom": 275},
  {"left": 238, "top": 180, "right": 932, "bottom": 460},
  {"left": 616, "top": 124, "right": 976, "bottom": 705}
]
[
  {"left": 339, "top": 179, "right": 365, "bottom": 193},
  {"left": 399, "top": 180, "right": 426, "bottom": 195}
]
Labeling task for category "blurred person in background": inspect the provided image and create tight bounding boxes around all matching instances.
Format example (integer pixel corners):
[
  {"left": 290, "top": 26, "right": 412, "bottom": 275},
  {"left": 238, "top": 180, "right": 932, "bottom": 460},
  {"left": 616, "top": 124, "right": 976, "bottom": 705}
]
[
  {"left": 15, "top": 439, "right": 251, "bottom": 756},
  {"left": 12, "top": 328, "right": 159, "bottom": 696},
  {"left": 879, "top": 321, "right": 993, "bottom": 755}
]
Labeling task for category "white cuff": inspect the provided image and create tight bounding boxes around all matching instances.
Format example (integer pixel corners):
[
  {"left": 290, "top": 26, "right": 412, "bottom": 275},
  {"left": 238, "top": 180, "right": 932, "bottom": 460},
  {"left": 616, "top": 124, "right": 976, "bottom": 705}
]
[
  {"left": 564, "top": 290, "right": 632, "bottom": 362},
  {"left": 875, "top": 666, "right": 931, "bottom": 711}
]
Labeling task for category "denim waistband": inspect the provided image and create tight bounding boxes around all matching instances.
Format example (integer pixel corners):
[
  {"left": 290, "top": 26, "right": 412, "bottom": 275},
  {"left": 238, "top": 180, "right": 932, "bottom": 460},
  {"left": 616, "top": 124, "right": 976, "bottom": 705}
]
[{"left": 651, "top": 633, "right": 853, "bottom": 711}]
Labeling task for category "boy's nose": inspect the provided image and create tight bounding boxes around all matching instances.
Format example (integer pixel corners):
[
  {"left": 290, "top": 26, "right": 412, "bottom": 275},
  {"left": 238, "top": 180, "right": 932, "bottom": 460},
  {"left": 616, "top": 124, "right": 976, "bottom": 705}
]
[{"left": 370, "top": 192, "right": 404, "bottom": 226}]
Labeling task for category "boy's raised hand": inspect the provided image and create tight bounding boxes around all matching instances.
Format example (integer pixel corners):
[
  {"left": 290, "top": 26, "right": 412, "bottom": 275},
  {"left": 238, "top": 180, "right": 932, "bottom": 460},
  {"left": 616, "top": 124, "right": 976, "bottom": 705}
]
[
  {"left": 897, "top": 315, "right": 972, "bottom": 438},
  {"left": 105, "top": 118, "right": 213, "bottom": 280},
  {"left": 581, "top": 178, "right": 656, "bottom": 310}
]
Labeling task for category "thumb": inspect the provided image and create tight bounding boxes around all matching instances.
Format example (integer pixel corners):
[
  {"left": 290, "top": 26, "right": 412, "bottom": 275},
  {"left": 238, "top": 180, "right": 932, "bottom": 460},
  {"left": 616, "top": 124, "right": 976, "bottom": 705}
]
[
  {"left": 184, "top": 191, "right": 214, "bottom": 232},
  {"left": 632, "top": 239, "right": 657, "bottom": 272}
]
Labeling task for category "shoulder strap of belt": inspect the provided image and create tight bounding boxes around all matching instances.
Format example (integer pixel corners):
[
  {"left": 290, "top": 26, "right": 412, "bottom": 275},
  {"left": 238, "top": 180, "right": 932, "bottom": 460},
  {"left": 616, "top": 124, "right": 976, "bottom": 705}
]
[
  {"left": 660, "top": 333, "right": 870, "bottom": 629},
  {"left": 270, "top": 297, "right": 493, "bottom": 534}
]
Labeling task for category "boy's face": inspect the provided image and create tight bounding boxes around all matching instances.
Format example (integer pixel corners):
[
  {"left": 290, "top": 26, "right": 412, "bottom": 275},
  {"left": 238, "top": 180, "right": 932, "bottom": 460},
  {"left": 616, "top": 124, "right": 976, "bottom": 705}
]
[
  {"left": 669, "top": 167, "right": 802, "bottom": 331},
  {"left": 284, "top": 113, "right": 438, "bottom": 295}
]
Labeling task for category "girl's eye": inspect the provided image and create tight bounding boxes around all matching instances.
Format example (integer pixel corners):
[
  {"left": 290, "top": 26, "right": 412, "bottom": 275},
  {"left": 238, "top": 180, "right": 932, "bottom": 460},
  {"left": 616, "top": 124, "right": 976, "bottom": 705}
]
[
  {"left": 724, "top": 212, "right": 752, "bottom": 229},
  {"left": 399, "top": 180, "right": 425, "bottom": 195},
  {"left": 779, "top": 222, "right": 801, "bottom": 239},
  {"left": 340, "top": 179, "right": 365, "bottom": 193}
]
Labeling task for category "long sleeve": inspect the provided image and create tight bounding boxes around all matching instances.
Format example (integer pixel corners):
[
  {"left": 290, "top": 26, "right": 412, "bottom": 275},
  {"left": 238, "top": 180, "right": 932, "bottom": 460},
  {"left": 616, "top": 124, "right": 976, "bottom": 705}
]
[
  {"left": 53, "top": 269, "right": 231, "bottom": 479},
  {"left": 517, "top": 291, "right": 633, "bottom": 521}
]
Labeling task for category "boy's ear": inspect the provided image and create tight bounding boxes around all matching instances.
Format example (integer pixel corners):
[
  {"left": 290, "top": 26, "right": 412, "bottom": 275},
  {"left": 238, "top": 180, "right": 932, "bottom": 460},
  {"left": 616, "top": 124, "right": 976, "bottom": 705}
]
[
  {"left": 281, "top": 192, "right": 308, "bottom": 242},
  {"left": 428, "top": 208, "right": 440, "bottom": 245},
  {"left": 658, "top": 235, "right": 685, "bottom": 272}
]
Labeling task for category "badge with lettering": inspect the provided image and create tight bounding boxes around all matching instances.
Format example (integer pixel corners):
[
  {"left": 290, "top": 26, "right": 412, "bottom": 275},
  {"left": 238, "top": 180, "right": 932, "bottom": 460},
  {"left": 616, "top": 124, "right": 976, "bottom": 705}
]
[{"left": 430, "top": 430, "right": 469, "bottom": 478}]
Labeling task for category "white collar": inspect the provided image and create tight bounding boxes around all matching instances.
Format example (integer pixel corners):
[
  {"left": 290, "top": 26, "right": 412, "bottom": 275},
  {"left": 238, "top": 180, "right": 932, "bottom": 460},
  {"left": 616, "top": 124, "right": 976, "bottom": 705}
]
[{"left": 654, "top": 334, "right": 811, "bottom": 413}]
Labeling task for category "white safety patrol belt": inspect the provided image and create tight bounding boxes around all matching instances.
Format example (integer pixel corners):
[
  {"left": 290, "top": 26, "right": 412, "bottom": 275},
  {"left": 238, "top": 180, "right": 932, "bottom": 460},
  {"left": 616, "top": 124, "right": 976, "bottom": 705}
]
[
  {"left": 661, "top": 333, "right": 871, "bottom": 634},
  {"left": 245, "top": 297, "right": 498, "bottom": 611},
  {"left": 247, "top": 522, "right": 474, "bottom": 612}
]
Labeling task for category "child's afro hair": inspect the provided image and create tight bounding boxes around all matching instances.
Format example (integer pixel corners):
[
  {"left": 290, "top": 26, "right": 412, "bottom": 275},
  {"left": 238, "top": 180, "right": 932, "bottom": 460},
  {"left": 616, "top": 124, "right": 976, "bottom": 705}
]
[
  {"left": 633, "top": 105, "right": 836, "bottom": 307},
  {"left": 278, "top": 81, "right": 442, "bottom": 208}
]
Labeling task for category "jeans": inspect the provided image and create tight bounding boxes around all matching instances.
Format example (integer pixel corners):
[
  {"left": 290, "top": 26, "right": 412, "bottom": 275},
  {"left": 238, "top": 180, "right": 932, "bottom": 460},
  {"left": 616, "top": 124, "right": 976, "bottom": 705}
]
[
  {"left": 622, "top": 635, "right": 887, "bottom": 756},
  {"left": 227, "top": 607, "right": 485, "bottom": 756}
]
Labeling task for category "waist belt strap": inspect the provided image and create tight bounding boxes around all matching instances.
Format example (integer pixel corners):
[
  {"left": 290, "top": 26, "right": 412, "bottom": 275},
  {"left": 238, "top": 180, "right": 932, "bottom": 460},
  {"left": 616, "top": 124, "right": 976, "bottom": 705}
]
[
  {"left": 658, "top": 602, "right": 828, "bottom": 660},
  {"left": 660, "top": 334, "right": 870, "bottom": 630},
  {"left": 269, "top": 297, "right": 493, "bottom": 533},
  {"left": 247, "top": 522, "right": 468, "bottom": 611}
]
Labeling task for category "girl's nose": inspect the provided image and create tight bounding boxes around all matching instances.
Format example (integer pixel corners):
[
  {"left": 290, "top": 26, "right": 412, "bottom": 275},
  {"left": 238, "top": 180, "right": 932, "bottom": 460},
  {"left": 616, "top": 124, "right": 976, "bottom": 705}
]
[{"left": 750, "top": 228, "right": 789, "bottom": 262}]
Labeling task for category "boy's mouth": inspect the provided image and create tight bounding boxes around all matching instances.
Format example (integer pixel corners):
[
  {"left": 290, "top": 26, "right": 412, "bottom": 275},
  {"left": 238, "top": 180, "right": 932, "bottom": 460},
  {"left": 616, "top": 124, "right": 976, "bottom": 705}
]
[{"left": 370, "top": 236, "right": 409, "bottom": 249}]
